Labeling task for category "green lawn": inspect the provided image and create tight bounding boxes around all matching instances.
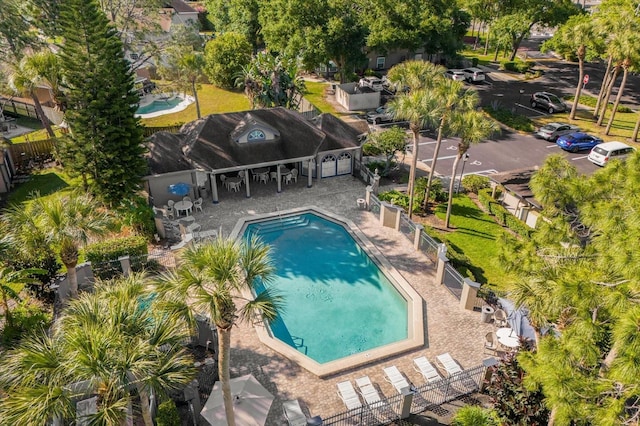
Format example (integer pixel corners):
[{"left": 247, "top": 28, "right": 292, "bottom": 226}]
[
  {"left": 428, "top": 194, "right": 516, "bottom": 291},
  {"left": 140, "top": 83, "right": 251, "bottom": 127},
  {"left": 6, "top": 168, "right": 80, "bottom": 207},
  {"left": 303, "top": 81, "right": 337, "bottom": 114}
]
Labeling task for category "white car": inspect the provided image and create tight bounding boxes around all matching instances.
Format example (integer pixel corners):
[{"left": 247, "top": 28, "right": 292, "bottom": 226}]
[
  {"left": 444, "top": 69, "right": 465, "bottom": 81},
  {"left": 588, "top": 141, "right": 635, "bottom": 166},
  {"left": 461, "top": 67, "right": 486, "bottom": 83},
  {"left": 366, "top": 106, "right": 393, "bottom": 124}
]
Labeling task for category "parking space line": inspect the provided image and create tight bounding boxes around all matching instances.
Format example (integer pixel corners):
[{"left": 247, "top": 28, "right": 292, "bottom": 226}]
[
  {"left": 571, "top": 155, "right": 589, "bottom": 161},
  {"left": 464, "top": 169, "right": 499, "bottom": 176},
  {"left": 422, "top": 155, "right": 457, "bottom": 163},
  {"left": 546, "top": 144, "right": 559, "bottom": 149},
  {"left": 515, "top": 103, "right": 547, "bottom": 116}
]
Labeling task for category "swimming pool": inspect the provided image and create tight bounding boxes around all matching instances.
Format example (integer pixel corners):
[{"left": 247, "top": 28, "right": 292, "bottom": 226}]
[
  {"left": 234, "top": 207, "right": 424, "bottom": 377},
  {"left": 135, "top": 94, "right": 195, "bottom": 118},
  {"left": 136, "top": 97, "right": 183, "bottom": 115}
]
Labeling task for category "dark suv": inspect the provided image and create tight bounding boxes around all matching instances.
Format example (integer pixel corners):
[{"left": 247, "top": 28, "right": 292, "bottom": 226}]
[{"left": 530, "top": 92, "right": 567, "bottom": 114}]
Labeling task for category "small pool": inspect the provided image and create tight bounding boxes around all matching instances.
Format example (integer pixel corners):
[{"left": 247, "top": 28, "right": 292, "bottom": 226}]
[
  {"left": 235, "top": 207, "right": 424, "bottom": 377},
  {"left": 136, "top": 97, "right": 183, "bottom": 115}
]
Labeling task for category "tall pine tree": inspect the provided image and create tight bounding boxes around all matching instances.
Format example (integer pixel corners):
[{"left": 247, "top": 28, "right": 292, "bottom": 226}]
[{"left": 57, "top": 0, "right": 146, "bottom": 205}]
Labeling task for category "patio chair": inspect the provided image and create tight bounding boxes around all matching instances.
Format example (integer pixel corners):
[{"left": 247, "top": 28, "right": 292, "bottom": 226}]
[
  {"left": 291, "top": 168, "right": 298, "bottom": 182},
  {"left": 193, "top": 197, "right": 203, "bottom": 213},
  {"left": 283, "top": 173, "right": 293, "bottom": 185},
  {"left": 435, "top": 353, "right": 463, "bottom": 377},
  {"left": 383, "top": 366, "right": 411, "bottom": 394},
  {"left": 182, "top": 196, "right": 191, "bottom": 203},
  {"left": 270, "top": 171, "right": 278, "bottom": 182},
  {"left": 493, "top": 308, "right": 508, "bottom": 327},
  {"left": 238, "top": 170, "right": 245, "bottom": 178},
  {"left": 484, "top": 331, "right": 499, "bottom": 355},
  {"left": 337, "top": 381, "right": 362, "bottom": 410},
  {"left": 164, "top": 204, "right": 175, "bottom": 220},
  {"left": 282, "top": 399, "right": 307, "bottom": 426},
  {"left": 413, "top": 356, "right": 442, "bottom": 383},
  {"left": 355, "top": 376, "right": 383, "bottom": 407},
  {"left": 259, "top": 172, "right": 269, "bottom": 184},
  {"left": 167, "top": 200, "right": 175, "bottom": 208}
]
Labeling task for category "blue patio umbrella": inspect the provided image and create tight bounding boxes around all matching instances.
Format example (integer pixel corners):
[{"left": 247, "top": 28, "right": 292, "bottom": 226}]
[
  {"left": 167, "top": 182, "right": 191, "bottom": 196},
  {"left": 508, "top": 307, "right": 526, "bottom": 337}
]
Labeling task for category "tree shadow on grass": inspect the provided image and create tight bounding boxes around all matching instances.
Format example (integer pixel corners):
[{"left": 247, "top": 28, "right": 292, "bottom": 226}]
[{"left": 7, "top": 172, "right": 70, "bottom": 205}]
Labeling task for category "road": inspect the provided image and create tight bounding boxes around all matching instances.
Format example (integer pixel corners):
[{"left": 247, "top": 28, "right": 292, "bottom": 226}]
[{"left": 411, "top": 129, "right": 600, "bottom": 181}]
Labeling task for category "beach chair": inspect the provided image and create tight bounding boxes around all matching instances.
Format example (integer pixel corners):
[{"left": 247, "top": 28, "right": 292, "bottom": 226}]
[
  {"left": 282, "top": 399, "right": 307, "bottom": 426},
  {"left": 435, "top": 353, "right": 463, "bottom": 377},
  {"left": 493, "top": 308, "right": 508, "bottom": 327},
  {"left": 413, "top": 356, "right": 442, "bottom": 383},
  {"left": 355, "top": 376, "right": 383, "bottom": 407},
  {"left": 383, "top": 366, "right": 411, "bottom": 394},
  {"left": 337, "top": 381, "right": 362, "bottom": 410}
]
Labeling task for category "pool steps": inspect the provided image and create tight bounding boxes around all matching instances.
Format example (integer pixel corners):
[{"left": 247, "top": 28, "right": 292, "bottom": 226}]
[{"left": 247, "top": 215, "right": 309, "bottom": 237}]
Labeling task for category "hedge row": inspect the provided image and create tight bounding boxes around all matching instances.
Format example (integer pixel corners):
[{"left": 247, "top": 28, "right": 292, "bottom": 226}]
[
  {"left": 478, "top": 189, "right": 532, "bottom": 238},
  {"left": 84, "top": 235, "right": 149, "bottom": 280},
  {"left": 500, "top": 60, "right": 533, "bottom": 73}
]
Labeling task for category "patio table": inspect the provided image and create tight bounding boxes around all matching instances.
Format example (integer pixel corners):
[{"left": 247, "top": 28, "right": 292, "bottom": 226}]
[
  {"left": 174, "top": 200, "right": 193, "bottom": 216},
  {"left": 226, "top": 176, "right": 243, "bottom": 192},
  {"left": 496, "top": 327, "right": 519, "bottom": 348}
]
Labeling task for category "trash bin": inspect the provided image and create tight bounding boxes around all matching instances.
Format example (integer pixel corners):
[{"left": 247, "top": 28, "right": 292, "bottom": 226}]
[
  {"left": 481, "top": 305, "right": 495, "bottom": 323},
  {"left": 307, "top": 416, "right": 323, "bottom": 426}
]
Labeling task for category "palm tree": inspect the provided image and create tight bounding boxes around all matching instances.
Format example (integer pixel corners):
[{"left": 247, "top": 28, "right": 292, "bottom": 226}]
[
  {"left": 604, "top": 31, "right": 640, "bottom": 135},
  {"left": 386, "top": 60, "right": 444, "bottom": 93},
  {"left": 387, "top": 91, "right": 439, "bottom": 218},
  {"left": 544, "top": 15, "right": 597, "bottom": 120},
  {"left": 0, "top": 273, "right": 195, "bottom": 425},
  {"left": 4, "top": 192, "right": 113, "bottom": 302},
  {"left": 21, "top": 50, "right": 66, "bottom": 112},
  {"left": 154, "top": 237, "right": 283, "bottom": 426},
  {"left": 444, "top": 110, "right": 496, "bottom": 228},
  {"left": 0, "top": 266, "right": 46, "bottom": 329},
  {"left": 178, "top": 52, "right": 205, "bottom": 118},
  {"left": 386, "top": 61, "right": 445, "bottom": 218},
  {"left": 424, "top": 81, "right": 479, "bottom": 211},
  {"left": 8, "top": 54, "right": 56, "bottom": 137}
]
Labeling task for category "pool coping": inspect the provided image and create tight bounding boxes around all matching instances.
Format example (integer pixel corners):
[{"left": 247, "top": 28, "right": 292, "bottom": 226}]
[
  {"left": 230, "top": 206, "right": 425, "bottom": 378},
  {"left": 135, "top": 94, "right": 195, "bottom": 119}
]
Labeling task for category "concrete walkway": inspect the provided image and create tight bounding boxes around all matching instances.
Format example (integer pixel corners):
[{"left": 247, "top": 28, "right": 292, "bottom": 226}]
[{"left": 186, "top": 175, "right": 494, "bottom": 425}]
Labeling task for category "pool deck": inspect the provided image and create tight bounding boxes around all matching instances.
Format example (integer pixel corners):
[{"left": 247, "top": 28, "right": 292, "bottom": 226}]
[{"left": 185, "top": 175, "right": 495, "bottom": 424}]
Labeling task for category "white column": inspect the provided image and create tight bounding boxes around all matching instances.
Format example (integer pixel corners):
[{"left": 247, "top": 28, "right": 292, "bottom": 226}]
[
  {"left": 277, "top": 166, "right": 282, "bottom": 193},
  {"left": 307, "top": 159, "right": 313, "bottom": 188},
  {"left": 244, "top": 169, "right": 251, "bottom": 198}
]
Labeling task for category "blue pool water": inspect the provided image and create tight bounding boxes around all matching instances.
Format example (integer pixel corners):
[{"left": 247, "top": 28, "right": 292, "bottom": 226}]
[
  {"left": 136, "top": 97, "right": 183, "bottom": 115},
  {"left": 244, "top": 213, "right": 408, "bottom": 364}
]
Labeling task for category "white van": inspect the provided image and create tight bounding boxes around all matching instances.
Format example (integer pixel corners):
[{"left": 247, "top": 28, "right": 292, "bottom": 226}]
[
  {"left": 461, "top": 67, "right": 486, "bottom": 83},
  {"left": 359, "top": 76, "right": 384, "bottom": 91},
  {"left": 588, "top": 141, "right": 635, "bottom": 166}
]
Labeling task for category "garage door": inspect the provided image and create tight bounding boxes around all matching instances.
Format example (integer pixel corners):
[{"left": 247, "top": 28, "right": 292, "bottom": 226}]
[
  {"left": 337, "top": 152, "right": 352, "bottom": 175},
  {"left": 321, "top": 154, "right": 337, "bottom": 177}
]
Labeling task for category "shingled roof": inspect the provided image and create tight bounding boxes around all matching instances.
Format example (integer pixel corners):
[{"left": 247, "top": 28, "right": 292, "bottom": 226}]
[{"left": 145, "top": 108, "right": 359, "bottom": 175}]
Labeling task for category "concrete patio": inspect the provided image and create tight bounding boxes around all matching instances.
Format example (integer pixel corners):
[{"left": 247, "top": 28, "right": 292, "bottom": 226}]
[{"left": 179, "top": 174, "right": 494, "bottom": 425}]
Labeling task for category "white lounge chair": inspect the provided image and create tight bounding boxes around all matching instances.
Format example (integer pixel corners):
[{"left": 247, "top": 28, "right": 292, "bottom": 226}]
[
  {"left": 413, "top": 356, "right": 442, "bottom": 383},
  {"left": 355, "top": 376, "right": 383, "bottom": 407},
  {"left": 436, "top": 353, "right": 463, "bottom": 377},
  {"left": 383, "top": 366, "right": 411, "bottom": 394},
  {"left": 337, "top": 381, "right": 362, "bottom": 410},
  {"left": 282, "top": 399, "right": 307, "bottom": 426}
]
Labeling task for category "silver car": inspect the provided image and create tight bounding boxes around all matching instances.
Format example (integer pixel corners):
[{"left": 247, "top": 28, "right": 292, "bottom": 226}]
[{"left": 535, "top": 122, "right": 580, "bottom": 141}]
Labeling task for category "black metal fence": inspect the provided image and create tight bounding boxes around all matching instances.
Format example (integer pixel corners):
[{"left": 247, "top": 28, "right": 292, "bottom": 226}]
[
  {"left": 442, "top": 266, "right": 465, "bottom": 300},
  {"left": 91, "top": 250, "right": 179, "bottom": 280},
  {"left": 322, "top": 364, "right": 486, "bottom": 426}
]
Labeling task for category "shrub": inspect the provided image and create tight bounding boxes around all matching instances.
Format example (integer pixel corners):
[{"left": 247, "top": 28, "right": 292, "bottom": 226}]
[
  {"left": 84, "top": 235, "right": 148, "bottom": 279},
  {"left": 483, "top": 107, "right": 534, "bottom": 132},
  {"left": 415, "top": 177, "right": 447, "bottom": 204},
  {"left": 117, "top": 195, "right": 156, "bottom": 238},
  {"left": 452, "top": 405, "right": 499, "bottom": 426},
  {"left": 500, "top": 60, "right": 532, "bottom": 74},
  {"left": 472, "top": 57, "right": 479, "bottom": 67},
  {"left": 365, "top": 160, "right": 387, "bottom": 174},
  {"left": 477, "top": 189, "right": 531, "bottom": 238},
  {"left": 1, "top": 302, "right": 52, "bottom": 346},
  {"left": 156, "top": 400, "right": 181, "bottom": 426},
  {"left": 462, "top": 175, "right": 490, "bottom": 194}
]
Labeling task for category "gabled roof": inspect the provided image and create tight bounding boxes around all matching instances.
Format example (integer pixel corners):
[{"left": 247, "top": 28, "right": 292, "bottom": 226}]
[
  {"left": 312, "top": 114, "right": 363, "bottom": 151},
  {"left": 488, "top": 168, "right": 542, "bottom": 208},
  {"left": 146, "top": 108, "right": 358, "bottom": 175},
  {"left": 167, "top": 0, "right": 197, "bottom": 14}
]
